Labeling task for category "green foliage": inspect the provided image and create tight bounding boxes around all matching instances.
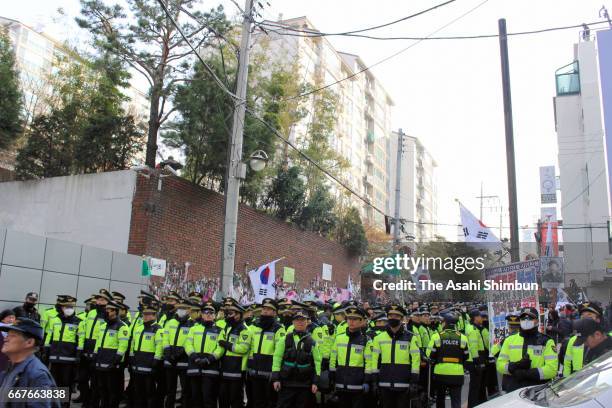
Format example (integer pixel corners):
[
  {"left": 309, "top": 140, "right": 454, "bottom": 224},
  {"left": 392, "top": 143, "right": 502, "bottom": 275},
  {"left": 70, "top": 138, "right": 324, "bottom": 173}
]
[
  {"left": 298, "top": 184, "right": 337, "bottom": 235},
  {"left": 0, "top": 29, "right": 24, "bottom": 149},
  {"left": 335, "top": 207, "right": 368, "bottom": 256},
  {"left": 265, "top": 166, "right": 306, "bottom": 221},
  {"left": 292, "top": 85, "right": 348, "bottom": 197},
  {"left": 76, "top": 0, "right": 230, "bottom": 167},
  {"left": 14, "top": 111, "right": 75, "bottom": 179},
  {"left": 15, "top": 53, "right": 144, "bottom": 179}
]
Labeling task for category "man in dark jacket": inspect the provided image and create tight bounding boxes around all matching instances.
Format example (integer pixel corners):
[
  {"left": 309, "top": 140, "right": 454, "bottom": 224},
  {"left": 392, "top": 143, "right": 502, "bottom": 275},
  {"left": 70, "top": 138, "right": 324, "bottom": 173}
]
[
  {"left": 13, "top": 293, "right": 41, "bottom": 323},
  {"left": 0, "top": 318, "right": 59, "bottom": 407}
]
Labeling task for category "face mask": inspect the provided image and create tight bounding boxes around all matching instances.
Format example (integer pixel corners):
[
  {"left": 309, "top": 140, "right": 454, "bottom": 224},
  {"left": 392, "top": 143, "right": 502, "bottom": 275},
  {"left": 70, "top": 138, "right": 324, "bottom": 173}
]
[
  {"left": 259, "top": 315, "right": 275, "bottom": 326},
  {"left": 176, "top": 309, "right": 188, "bottom": 319},
  {"left": 388, "top": 318, "right": 401, "bottom": 328},
  {"left": 63, "top": 308, "right": 75, "bottom": 317},
  {"left": 520, "top": 320, "right": 535, "bottom": 330}
]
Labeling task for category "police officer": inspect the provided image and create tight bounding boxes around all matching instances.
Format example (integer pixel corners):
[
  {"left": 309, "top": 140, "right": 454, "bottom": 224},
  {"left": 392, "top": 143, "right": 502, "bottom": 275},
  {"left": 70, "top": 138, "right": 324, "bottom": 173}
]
[
  {"left": 0, "top": 318, "right": 57, "bottom": 407},
  {"left": 466, "top": 309, "right": 487, "bottom": 407},
  {"left": 371, "top": 304, "right": 421, "bottom": 408},
  {"left": 366, "top": 313, "right": 388, "bottom": 340},
  {"left": 45, "top": 295, "right": 80, "bottom": 406},
  {"left": 426, "top": 313, "right": 470, "bottom": 408},
  {"left": 94, "top": 299, "right": 130, "bottom": 408},
  {"left": 330, "top": 306, "right": 371, "bottom": 408},
  {"left": 185, "top": 300, "right": 224, "bottom": 408},
  {"left": 562, "top": 302, "right": 604, "bottom": 377},
  {"left": 218, "top": 298, "right": 252, "bottom": 408},
  {"left": 158, "top": 292, "right": 181, "bottom": 328},
  {"left": 278, "top": 299, "right": 294, "bottom": 330},
  {"left": 272, "top": 307, "right": 321, "bottom": 408},
  {"left": 248, "top": 298, "right": 286, "bottom": 408},
  {"left": 572, "top": 318, "right": 612, "bottom": 365},
  {"left": 130, "top": 298, "right": 163, "bottom": 408},
  {"left": 496, "top": 307, "right": 558, "bottom": 392},
  {"left": 78, "top": 290, "right": 110, "bottom": 408},
  {"left": 491, "top": 314, "right": 520, "bottom": 392},
  {"left": 40, "top": 295, "right": 62, "bottom": 361},
  {"left": 332, "top": 303, "right": 347, "bottom": 340},
  {"left": 162, "top": 300, "right": 193, "bottom": 408}
]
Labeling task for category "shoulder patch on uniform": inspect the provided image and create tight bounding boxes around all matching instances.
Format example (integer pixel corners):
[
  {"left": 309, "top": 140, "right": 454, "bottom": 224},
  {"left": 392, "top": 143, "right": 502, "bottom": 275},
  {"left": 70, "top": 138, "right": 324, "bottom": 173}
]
[
  {"left": 317, "top": 332, "right": 323, "bottom": 338},
  {"left": 242, "top": 334, "right": 248, "bottom": 340}
]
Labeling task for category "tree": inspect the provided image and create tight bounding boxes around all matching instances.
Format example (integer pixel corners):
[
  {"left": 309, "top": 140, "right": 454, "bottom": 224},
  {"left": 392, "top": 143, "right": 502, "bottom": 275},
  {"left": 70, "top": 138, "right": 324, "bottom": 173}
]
[
  {"left": 15, "top": 53, "right": 144, "bottom": 179},
  {"left": 335, "top": 207, "right": 368, "bottom": 255},
  {"left": 163, "top": 43, "right": 303, "bottom": 207},
  {"left": 265, "top": 166, "right": 306, "bottom": 221},
  {"left": 74, "top": 53, "right": 144, "bottom": 173},
  {"left": 0, "top": 28, "right": 23, "bottom": 150},
  {"left": 298, "top": 184, "right": 337, "bottom": 235},
  {"left": 15, "top": 111, "right": 76, "bottom": 179},
  {"left": 76, "top": 0, "right": 229, "bottom": 167},
  {"left": 291, "top": 84, "right": 348, "bottom": 198}
]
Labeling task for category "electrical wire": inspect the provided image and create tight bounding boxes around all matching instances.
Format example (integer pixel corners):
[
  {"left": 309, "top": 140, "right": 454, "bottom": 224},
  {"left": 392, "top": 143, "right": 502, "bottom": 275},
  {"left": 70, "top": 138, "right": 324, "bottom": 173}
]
[
  {"left": 155, "top": 0, "right": 240, "bottom": 101},
  {"left": 258, "top": 19, "right": 612, "bottom": 41},
  {"left": 259, "top": 0, "right": 456, "bottom": 37},
  {"left": 276, "top": 0, "right": 492, "bottom": 102},
  {"left": 160, "top": 0, "right": 610, "bottom": 233},
  {"left": 561, "top": 168, "right": 606, "bottom": 210}
]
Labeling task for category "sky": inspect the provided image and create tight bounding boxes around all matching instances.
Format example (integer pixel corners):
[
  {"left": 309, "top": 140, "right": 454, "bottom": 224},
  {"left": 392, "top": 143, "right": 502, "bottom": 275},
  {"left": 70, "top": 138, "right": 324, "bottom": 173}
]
[{"left": 3, "top": 0, "right": 611, "bottom": 241}]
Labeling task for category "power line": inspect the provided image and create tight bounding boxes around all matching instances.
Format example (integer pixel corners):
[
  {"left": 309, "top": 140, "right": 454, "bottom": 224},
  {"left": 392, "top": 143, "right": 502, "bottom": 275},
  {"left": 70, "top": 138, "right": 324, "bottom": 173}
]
[
  {"left": 160, "top": 0, "right": 612, "bottom": 233},
  {"left": 276, "top": 0, "right": 492, "bottom": 102},
  {"left": 259, "top": 19, "right": 612, "bottom": 41},
  {"left": 155, "top": 0, "right": 240, "bottom": 101},
  {"left": 561, "top": 168, "right": 606, "bottom": 210},
  {"left": 259, "top": 0, "right": 456, "bottom": 37}
]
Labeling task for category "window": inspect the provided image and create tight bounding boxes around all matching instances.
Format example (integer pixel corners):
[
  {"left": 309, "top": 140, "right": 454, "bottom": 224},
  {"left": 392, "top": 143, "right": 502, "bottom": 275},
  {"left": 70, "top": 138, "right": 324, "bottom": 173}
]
[{"left": 555, "top": 61, "right": 580, "bottom": 96}]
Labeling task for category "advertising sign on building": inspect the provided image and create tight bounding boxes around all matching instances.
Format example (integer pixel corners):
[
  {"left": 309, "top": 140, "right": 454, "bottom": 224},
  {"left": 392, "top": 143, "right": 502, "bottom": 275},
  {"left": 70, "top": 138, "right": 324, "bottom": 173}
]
[{"left": 539, "top": 166, "right": 557, "bottom": 204}]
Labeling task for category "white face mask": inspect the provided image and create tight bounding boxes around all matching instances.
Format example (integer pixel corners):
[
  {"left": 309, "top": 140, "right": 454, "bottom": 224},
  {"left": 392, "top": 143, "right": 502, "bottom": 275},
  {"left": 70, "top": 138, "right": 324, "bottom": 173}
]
[
  {"left": 63, "top": 308, "right": 75, "bottom": 317},
  {"left": 520, "top": 320, "right": 535, "bottom": 330},
  {"left": 176, "top": 309, "right": 188, "bottom": 318}
]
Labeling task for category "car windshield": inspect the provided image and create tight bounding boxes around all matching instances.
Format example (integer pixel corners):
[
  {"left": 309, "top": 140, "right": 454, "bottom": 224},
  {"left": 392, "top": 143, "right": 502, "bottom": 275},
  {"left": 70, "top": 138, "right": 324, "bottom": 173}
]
[{"left": 524, "top": 350, "right": 612, "bottom": 407}]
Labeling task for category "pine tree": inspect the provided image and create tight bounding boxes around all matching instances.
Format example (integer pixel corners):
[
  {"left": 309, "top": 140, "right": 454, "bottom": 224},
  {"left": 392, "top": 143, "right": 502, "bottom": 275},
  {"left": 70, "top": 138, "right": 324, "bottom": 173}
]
[{"left": 0, "top": 29, "right": 23, "bottom": 149}]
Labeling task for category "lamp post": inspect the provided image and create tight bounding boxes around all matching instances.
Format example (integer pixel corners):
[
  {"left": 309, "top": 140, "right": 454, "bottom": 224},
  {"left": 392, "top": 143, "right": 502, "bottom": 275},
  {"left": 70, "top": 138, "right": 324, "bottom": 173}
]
[{"left": 220, "top": 149, "right": 269, "bottom": 297}]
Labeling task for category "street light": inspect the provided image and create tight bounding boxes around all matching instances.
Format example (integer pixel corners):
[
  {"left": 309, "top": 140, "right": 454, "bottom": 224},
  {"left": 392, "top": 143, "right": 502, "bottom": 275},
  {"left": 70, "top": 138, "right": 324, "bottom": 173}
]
[
  {"left": 248, "top": 150, "right": 269, "bottom": 172},
  {"left": 220, "top": 148, "right": 269, "bottom": 297}
]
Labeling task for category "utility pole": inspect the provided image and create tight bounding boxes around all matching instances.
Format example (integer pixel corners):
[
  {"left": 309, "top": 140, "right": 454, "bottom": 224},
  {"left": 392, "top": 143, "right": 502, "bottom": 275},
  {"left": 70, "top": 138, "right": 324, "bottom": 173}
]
[
  {"left": 498, "top": 18, "right": 520, "bottom": 262},
  {"left": 393, "top": 129, "right": 404, "bottom": 304},
  {"left": 393, "top": 129, "right": 405, "bottom": 250},
  {"left": 220, "top": 0, "right": 254, "bottom": 296}
]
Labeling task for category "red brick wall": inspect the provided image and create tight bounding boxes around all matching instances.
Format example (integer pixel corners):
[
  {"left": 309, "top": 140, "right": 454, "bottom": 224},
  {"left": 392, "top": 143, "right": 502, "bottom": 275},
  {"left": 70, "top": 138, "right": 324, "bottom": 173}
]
[{"left": 128, "top": 172, "right": 360, "bottom": 289}]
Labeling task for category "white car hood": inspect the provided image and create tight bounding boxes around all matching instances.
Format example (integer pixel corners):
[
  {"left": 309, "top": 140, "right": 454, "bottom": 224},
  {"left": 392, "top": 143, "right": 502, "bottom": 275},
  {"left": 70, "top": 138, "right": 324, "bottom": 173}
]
[{"left": 477, "top": 388, "right": 536, "bottom": 408}]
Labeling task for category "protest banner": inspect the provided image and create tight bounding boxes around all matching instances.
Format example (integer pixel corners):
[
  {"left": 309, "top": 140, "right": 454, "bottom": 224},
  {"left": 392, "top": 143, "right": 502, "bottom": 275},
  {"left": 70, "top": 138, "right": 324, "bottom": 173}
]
[{"left": 485, "top": 259, "right": 540, "bottom": 351}]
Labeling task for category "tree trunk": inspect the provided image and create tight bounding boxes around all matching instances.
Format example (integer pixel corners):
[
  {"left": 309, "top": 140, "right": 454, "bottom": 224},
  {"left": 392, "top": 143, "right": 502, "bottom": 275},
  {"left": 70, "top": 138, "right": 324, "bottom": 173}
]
[{"left": 145, "top": 85, "right": 161, "bottom": 167}]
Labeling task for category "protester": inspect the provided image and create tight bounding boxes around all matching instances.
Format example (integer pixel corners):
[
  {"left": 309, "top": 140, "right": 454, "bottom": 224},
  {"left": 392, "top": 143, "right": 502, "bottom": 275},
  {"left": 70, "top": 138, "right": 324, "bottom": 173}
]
[
  {"left": 0, "top": 318, "right": 58, "bottom": 408},
  {"left": 0, "top": 309, "right": 17, "bottom": 372}
]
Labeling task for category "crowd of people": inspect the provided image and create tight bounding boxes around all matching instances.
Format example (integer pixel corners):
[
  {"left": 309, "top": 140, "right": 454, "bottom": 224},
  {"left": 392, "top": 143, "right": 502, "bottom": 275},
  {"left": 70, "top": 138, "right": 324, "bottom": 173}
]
[{"left": 0, "top": 290, "right": 610, "bottom": 408}]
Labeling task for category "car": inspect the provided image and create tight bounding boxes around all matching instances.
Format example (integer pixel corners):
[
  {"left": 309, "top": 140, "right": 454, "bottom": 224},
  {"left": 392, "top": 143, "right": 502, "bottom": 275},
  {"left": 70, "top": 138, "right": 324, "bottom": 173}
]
[{"left": 478, "top": 350, "right": 611, "bottom": 407}]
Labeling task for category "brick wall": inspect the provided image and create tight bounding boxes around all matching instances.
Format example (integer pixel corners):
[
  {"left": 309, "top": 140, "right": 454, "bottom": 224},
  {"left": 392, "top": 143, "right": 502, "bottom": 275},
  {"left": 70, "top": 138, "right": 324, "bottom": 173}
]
[{"left": 128, "top": 172, "right": 360, "bottom": 289}]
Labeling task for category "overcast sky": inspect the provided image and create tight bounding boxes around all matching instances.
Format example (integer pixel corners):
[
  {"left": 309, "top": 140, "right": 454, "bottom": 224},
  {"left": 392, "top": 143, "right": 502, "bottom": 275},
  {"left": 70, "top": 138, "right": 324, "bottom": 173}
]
[{"left": 4, "top": 0, "right": 610, "bottom": 241}]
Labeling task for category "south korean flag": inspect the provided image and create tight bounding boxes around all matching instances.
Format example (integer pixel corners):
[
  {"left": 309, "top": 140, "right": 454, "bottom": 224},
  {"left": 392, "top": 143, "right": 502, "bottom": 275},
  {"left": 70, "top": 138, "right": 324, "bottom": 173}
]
[{"left": 459, "top": 204, "right": 501, "bottom": 243}]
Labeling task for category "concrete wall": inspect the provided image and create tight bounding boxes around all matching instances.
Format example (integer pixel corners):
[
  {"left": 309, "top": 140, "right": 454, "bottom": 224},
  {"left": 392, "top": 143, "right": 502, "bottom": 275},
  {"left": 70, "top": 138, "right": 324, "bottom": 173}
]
[
  {"left": 0, "top": 228, "right": 147, "bottom": 313},
  {"left": 0, "top": 170, "right": 137, "bottom": 253}
]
